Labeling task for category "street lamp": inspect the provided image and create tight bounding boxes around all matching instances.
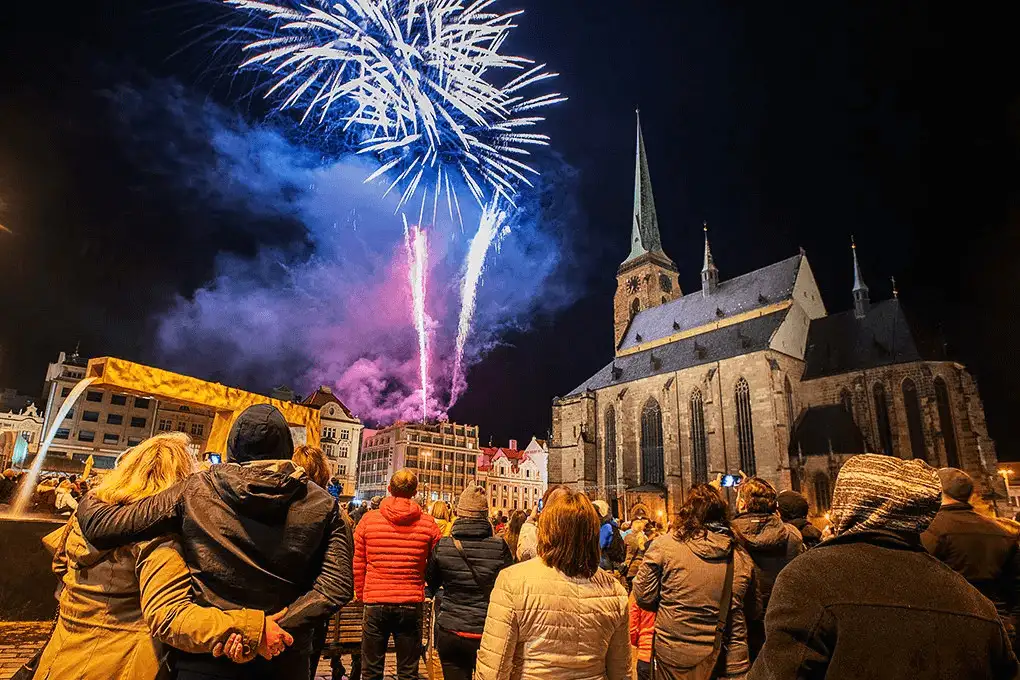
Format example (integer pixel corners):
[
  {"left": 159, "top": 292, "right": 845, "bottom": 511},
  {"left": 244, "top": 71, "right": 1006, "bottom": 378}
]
[{"left": 998, "top": 469, "right": 1014, "bottom": 514}]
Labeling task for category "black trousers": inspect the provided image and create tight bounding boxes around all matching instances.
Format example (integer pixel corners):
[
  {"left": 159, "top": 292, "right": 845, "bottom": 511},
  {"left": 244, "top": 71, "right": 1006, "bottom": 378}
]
[
  {"left": 636, "top": 660, "right": 652, "bottom": 680},
  {"left": 361, "top": 603, "right": 423, "bottom": 680},
  {"left": 434, "top": 626, "right": 482, "bottom": 680},
  {"left": 175, "top": 651, "right": 310, "bottom": 680}
]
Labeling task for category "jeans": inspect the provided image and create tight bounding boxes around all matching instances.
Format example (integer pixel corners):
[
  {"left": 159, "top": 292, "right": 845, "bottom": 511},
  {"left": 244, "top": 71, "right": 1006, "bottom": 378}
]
[
  {"left": 434, "top": 626, "right": 482, "bottom": 680},
  {"left": 636, "top": 660, "right": 652, "bottom": 680},
  {"left": 361, "top": 603, "right": 423, "bottom": 680}
]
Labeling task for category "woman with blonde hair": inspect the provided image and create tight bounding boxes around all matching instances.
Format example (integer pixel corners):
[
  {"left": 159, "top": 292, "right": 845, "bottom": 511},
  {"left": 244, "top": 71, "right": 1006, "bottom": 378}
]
[
  {"left": 430, "top": 499, "right": 455, "bottom": 537},
  {"left": 476, "top": 489, "right": 630, "bottom": 680},
  {"left": 32, "top": 432, "right": 274, "bottom": 680},
  {"left": 292, "top": 444, "right": 331, "bottom": 489}
]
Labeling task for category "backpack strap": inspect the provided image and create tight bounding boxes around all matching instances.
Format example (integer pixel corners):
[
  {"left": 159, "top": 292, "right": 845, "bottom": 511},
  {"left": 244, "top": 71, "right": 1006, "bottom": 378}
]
[{"left": 452, "top": 538, "right": 484, "bottom": 587}]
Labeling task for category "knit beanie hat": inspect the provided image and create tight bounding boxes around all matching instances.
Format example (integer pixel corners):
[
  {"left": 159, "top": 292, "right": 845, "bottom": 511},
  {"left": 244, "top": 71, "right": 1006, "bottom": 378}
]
[
  {"left": 457, "top": 482, "right": 489, "bottom": 518},
  {"left": 370, "top": 495, "right": 383, "bottom": 510},
  {"left": 776, "top": 490, "right": 810, "bottom": 522},
  {"left": 830, "top": 454, "right": 941, "bottom": 538},
  {"left": 592, "top": 499, "right": 611, "bottom": 520},
  {"left": 937, "top": 467, "right": 974, "bottom": 502}
]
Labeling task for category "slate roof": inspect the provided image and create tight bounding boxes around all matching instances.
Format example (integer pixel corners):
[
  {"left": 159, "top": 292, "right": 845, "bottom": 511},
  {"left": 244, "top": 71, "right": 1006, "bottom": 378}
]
[
  {"left": 802, "top": 299, "right": 942, "bottom": 380},
  {"left": 618, "top": 254, "right": 802, "bottom": 352},
  {"left": 790, "top": 405, "right": 866, "bottom": 456},
  {"left": 568, "top": 309, "right": 789, "bottom": 395},
  {"left": 301, "top": 386, "right": 356, "bottom": 420}
]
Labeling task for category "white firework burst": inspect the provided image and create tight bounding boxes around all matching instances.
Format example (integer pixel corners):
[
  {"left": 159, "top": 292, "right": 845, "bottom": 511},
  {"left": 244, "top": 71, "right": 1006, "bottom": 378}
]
[{"left": 225, "top": 0, "right": 566, "bottom": 217}]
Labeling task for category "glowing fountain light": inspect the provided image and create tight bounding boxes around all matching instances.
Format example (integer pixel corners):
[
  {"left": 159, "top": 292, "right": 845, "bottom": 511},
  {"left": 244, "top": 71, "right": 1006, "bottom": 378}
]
[
  {"left": 404, "top": 218, "right": 429, "bottom": 421},
  {"left": 451, "top": 199, "right": 508, "bottom": 403},
  {"left": 11, "top": 376, "right": 98, "bottom": 516}
]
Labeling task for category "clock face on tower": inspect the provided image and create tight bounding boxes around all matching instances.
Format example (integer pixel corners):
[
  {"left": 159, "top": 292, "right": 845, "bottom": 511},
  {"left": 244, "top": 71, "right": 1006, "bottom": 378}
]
[{"left": 626, "top": 276, "right": 640, "bottom": 294}]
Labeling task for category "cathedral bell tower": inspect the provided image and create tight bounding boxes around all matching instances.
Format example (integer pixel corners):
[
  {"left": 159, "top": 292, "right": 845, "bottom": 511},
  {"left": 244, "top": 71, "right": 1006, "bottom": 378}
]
[{"left": 614, "top": 111, "right": 680, "bottom": 352}]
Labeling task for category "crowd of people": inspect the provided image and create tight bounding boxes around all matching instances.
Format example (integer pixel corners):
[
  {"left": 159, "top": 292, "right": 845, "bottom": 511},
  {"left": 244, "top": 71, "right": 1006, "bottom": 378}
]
[
  {"left": 0, "top": 468, "right": 92, "bottom": 515},
  {"left": 7, "top": 401, "right": 1020, "bottom": 679}
]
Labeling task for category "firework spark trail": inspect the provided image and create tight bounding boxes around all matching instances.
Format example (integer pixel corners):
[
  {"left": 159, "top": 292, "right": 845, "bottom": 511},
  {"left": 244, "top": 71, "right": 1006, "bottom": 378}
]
[
  {"left": 225, "top": 0, "right": 565, "bottom": 216},
  {"left": 450, "top": 199, "right": 508, "bottom": 404},
  {"left": 404, "top": 218, "right": 429, "bottom": 421}
]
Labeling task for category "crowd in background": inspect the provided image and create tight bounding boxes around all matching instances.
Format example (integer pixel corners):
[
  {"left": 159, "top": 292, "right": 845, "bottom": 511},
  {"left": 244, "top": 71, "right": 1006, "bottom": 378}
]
[{"left": 6, "top": 401, "right": 1020, "bottom": 680}]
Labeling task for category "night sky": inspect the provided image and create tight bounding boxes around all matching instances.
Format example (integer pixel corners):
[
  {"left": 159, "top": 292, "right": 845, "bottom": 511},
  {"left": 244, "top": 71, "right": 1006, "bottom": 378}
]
[{"left": 1, "top": 2, "right": 1018, "bottom": 455}]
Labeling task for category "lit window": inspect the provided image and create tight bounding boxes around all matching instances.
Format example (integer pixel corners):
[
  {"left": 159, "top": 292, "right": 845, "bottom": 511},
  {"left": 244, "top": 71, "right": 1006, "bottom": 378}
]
[
  {"left": 78, "top": 430, "right": 96, "bottom": 442},
  {"left": 191, "top": 423, "right": 204, "bottom": 437}
]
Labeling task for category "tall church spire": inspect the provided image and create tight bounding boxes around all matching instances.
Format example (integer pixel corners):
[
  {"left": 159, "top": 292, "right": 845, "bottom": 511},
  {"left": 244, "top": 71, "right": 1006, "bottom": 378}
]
[
  {"left": 625, "top": 110, "right": 667, "bottom": 264},
  {"left": 852, "top": 236, "right": 870, "bottom": 318},
  {"left": 701, "top": 221, "right": 719, "bottom": 296}
]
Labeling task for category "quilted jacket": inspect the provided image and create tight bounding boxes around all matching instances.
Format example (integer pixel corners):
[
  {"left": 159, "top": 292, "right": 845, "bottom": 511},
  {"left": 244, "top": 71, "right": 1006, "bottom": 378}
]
[
  {"left": 354, "top": 496, "right": 441, "bottom": 604},
  {"left": 475, "top": 558, "right": 630, "bottom": 680}
]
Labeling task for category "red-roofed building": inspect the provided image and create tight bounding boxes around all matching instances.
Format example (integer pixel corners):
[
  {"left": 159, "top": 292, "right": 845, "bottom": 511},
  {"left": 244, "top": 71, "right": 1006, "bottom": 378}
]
[
  {"left": 301, "top": 386, "right": 363, "bottom": 496},
  {"left": 478, "top": 437, "right": 548, "bottom": 514}
]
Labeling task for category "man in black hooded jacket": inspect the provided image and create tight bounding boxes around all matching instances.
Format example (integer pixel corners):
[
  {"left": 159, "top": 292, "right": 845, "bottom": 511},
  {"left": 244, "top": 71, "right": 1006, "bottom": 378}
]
[{"left": 77, "top": 404, "right": 354, "bottom": 680}]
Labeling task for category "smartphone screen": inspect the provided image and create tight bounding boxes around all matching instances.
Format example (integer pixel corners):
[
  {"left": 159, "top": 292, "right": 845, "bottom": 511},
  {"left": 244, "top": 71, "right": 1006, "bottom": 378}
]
[
  {"left": 207, "top": 453, "right": 222, "bottom": 465},
  {"left": 721, "top": 474, "right": 741, "bottom": 487}
]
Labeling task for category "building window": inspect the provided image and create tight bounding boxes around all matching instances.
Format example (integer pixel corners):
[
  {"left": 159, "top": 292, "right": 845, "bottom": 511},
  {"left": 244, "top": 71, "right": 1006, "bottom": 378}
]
[
  {"left": 82, "top": 411, "right": 100, "bottom": 423},
  {"left": 840, "top": 388, "right": 854, "bottom": 422},
  {"left": 55, "top": 428, "right": 70, "bottom": 440},
  {"left": 107, "top": 414, "right": 123, "bottom": 426},
  {"left": 630, "top": 298, "right": 640, "bottom": 318},
  {"left": 323, "top": 427, "right": 337, "bottom": 439},
  {"left": 78, "top": 430, "right": 96, "bottom": 442},
  {"left": 177, "top": 421, "right": 188, "bottom": 433},
  {"left": 86, "top": 391, "right": 103, "bottom": 403},
  {"left": 130, "top": 417, "right": 146, "bottom": 429},
  {"left": 127, "top": 437, "right": 143, "bottom": 447},
  {"left": 341, "top": 430, "right": 350, "bottom": 440},
  {"left": 640, "top": 398, "right": 665, "bottom": 486},
  {"left": 61, "top": 387, "right": 72, "bottom": 398},
  {"left": 933, "top": 378, "right": 959, "bottom": 468},
  {"left": 902, "top": 379, "right": 928, "bottom": 462},
  {"left": 134, "top": 397, "right": 151, "bottom": 410},
  {"left": 525, "top": 469, "right": 530, "bottom": 479},
  {"left": 784, "top": 376, "right": 796, "bottom": 427},
  {"left": 191, "top": 423, "right": 204, "bottom": 437},
  {"left": 64, "top": 408, "right": 74, "bottom": 419},
  {"left": 340, "top": 444, "right": 350, "bottom": 458},
  {"left": 111, "top": 394, "right": 127, "bottom": 406},
  {"left": 103, "top": 433, "right": 120, "bottom": 444},
  {"left": 604, "top": 406, "right": 617, "bottom": 488},
  {"left": 735, "top": 378, "right": 756, "bottom": 475},
  {"left": 339, "top": 464, "right": 347, "bottom": 476},
  {"left": 873, "top": 383, "right": 894, "bottom": 456},
  {"left": 814, "top": 473, "right": 832, "bottom": 512},
  {"left": 158, "top": 419, "right": 172, "bottom": 432},
  {"left": 689, "top": 388, "right": 708, "bottom": 485}
]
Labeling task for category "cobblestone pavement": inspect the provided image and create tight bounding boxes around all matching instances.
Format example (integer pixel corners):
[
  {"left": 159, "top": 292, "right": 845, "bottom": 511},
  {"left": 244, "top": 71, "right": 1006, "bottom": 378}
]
[{"left": 0, "top": 622, "right": 427, "bottom": 680}]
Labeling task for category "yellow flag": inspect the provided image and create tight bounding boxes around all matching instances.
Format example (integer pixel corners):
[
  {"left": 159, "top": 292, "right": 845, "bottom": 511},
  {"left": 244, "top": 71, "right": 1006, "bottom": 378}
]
[{"left": 82, "top": 455, "right": 94, "bottom": 479}]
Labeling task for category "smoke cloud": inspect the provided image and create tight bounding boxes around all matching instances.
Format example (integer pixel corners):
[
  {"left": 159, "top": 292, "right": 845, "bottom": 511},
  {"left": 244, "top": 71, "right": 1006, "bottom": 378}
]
[{"left": 109, "top": 80, "right": 578, "bottom": 425}]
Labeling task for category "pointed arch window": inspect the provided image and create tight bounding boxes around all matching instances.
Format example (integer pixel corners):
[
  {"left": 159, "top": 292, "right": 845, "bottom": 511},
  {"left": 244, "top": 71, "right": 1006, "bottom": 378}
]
[
  {"left": 873, "top": 383, "right": 894, "bottom": 456},
  {"left": 903, "top": 378, "right": 929, "bottom": 462},
  {"left": 784, "top": 377, "right": 796, "bottom": 427},
  {"left": 735, "top": 378, "right": 756, "bottom": 476},
  {"left": 813, "top": 473, "right": 832, "bottom": 512},
  {"left": 640, "top": 398, "right": 664, "bottom": 486},
  {"left": 934, "top": 378, "right": 959, "bottom": 468},
  {"left": 630, "top": 298, "right": 640, "bottom": 318},
  {"left": 604, "top": 406, "right": 617, "bottom": 489},
  {"left": 689, "top": 388, "right": 708, "bottom": 484}
]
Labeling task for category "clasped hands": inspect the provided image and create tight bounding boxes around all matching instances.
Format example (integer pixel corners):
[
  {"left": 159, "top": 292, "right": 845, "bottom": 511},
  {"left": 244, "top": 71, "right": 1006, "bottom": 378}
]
[{"left": 213, "top": 608, "right": 294, "bottom": 663}]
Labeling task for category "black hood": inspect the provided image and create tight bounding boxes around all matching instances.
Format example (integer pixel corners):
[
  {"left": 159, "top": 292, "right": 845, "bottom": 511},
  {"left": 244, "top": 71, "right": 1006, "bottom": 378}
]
[
  {"left": 227, "top": 404, "right": 294, "bottom": 463},
  {"left": 733, "top": 512, "right": 794, "bottom": 550},
  {"left": 209, "top": 461, "right": 307, "bottom": 519}
]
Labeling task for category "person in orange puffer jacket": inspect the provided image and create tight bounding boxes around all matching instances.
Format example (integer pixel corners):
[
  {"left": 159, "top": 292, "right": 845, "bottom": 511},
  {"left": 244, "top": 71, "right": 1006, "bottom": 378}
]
[
  {"left": 354, "top": 469, "right": 441, "bottom": 680},
  {"left": 629, "top": 591, "right": 656, "bottom": 680}
]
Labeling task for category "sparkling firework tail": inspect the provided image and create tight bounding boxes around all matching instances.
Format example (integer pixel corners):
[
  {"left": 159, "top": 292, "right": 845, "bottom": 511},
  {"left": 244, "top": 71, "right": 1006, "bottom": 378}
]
[
  {"left": 404, "top": 217, "right": 429, "bottom": 421},
  {"left": 225, "top": 0, "right": 564, "bottom": 215},
  {"left": 450, "top": 198, "right": 507, "bottom": 404}
]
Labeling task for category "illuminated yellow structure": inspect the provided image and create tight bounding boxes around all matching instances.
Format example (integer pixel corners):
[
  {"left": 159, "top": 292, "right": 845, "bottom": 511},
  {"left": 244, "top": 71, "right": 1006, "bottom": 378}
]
[{"left": 84, "top": 357, "right": 321, "bottom": 456}]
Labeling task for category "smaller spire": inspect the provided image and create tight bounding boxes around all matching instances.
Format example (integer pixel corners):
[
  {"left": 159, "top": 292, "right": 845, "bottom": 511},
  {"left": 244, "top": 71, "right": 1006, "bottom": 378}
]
[
  {"left": 701, "top": 221, "right": 719, "bottom": 297},
  {"left": 891, "top": 276, "right": 899, "bottom": 299},
  {"left": 851, "top": 236, "right": 870, "bottom": 319}
]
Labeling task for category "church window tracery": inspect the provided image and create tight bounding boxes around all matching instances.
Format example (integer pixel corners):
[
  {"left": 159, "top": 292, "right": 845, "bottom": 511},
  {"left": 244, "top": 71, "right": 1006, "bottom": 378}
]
[
  {"left": 689, "top": 389, "right": 708, "bottom": 484},
  {"left": 604, "top": 406, "right": 617, "bottom": 489},
  {"left": 902, "top": 378, "right": 929, "bottom": 462},
  {"left": 814, "top": 473, "right": 832, "bottom": 512},
  {"left": 640, "top": 398, "right": 664, "bottom": 486},
  {"left": 873, "top": 383, "right": 894, "bottom": 456},
  {"left": 933, "top": 378, "right": 959, "bottom": 468},
  {"left": 735, "top": 378, "right": 756, "bottom": 475}
]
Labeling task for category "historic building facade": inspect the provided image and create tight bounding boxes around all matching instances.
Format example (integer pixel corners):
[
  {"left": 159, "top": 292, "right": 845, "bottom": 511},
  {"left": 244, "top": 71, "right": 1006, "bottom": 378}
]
[
  {"left": 550, "top": 115, "right": 1001, "bottom": 520},
  {"left": 302, "top": 386, "right": 364, "bottom": 496},
  {"left": 477, "top": 437, "right": 549, "bottom": 513}
]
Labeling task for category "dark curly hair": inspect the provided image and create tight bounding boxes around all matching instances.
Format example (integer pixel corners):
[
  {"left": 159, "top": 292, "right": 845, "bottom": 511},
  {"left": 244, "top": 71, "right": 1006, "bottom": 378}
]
[{"left": 674, "top": 484, "right": 731, "bottom": 542}]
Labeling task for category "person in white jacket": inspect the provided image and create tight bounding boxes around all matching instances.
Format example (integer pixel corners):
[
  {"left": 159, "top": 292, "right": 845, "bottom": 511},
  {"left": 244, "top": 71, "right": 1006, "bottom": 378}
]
[
  {"left": 514, "top": 484, "right": 569, "bottom": 561},
  {"left": 476, "top": 489, "right": 630, "bottom": 680}
]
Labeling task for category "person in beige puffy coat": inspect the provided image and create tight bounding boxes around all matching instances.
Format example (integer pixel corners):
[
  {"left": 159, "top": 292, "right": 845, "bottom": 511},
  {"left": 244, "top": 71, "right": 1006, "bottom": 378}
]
[
  {"left": 33, "top": 433, "right": 282, "bottom": 680},
  {"left": 475, "top": 489, "right": 630, "bottom": 680}
]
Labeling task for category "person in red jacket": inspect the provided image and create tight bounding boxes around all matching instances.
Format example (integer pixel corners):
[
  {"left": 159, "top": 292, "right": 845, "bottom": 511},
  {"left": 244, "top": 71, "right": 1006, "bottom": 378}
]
[
  {"left": 629, "top": 591, "right": 656, "bottom": 680},
  {"left": 354, "top": 469, "right": 441, "bottom": 680}
]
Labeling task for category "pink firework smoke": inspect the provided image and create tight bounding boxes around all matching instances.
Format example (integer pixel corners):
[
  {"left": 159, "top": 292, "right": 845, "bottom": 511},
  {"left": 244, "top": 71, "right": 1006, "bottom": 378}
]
[{"left": 404, "top": 218, "right": 429, "bottom": 422}]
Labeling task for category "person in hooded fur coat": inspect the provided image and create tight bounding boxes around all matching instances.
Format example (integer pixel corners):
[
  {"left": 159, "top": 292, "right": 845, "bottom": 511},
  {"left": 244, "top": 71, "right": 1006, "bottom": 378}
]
[{"left": 77, "top": 404, "right": 354, "bottom": 680}]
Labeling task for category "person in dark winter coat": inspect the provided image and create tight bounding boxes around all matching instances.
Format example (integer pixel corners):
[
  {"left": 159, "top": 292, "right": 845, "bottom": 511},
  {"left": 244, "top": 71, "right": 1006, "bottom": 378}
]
[
  {"left": 732, "top": 477, "right": 804, "bottom": 661},
  {"left": 922, "top": 467, "right": 1020, "bottom": 649},
  {"left": 76, "top": 404, "right": 355, "bottom": 680},
  {"left": 634, "top": 484, "right": 760, "bottom": 679},
  {"left": 776, "top": 490, "right": 822, "bottom": 548},
  {"left": 748, "top": 454, "right": 1020, "bottom": 680},
  {"left": 426, "top": 483, "right": 514, "bottom": 680}
]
